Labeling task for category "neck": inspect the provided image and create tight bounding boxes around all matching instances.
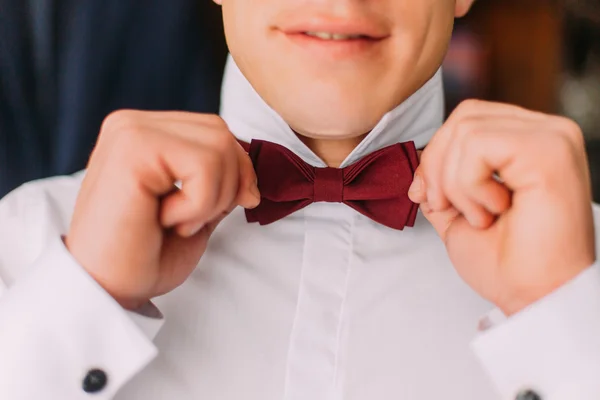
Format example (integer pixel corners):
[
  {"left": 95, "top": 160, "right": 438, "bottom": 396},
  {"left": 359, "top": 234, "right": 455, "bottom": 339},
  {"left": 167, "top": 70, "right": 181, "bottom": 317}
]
[{"left": 297, "top": 134, "right": 367, "bottom": 168}]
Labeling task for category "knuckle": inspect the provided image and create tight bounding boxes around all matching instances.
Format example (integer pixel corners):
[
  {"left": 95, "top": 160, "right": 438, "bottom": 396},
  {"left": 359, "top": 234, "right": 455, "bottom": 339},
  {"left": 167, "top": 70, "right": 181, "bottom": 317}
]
[
  {"left": 456, "top": 117, "right": 480, "bottom": 139},
  {"left": 100, "top": 110, "right": 137, "bottom": 135},
  {"left": 113, "top": 122, "right": 145, "bottom": 151},
  {"left": 97, "top": 112, "right": 151, "bottom": 164},
  {"left": 455, "top": 99, "right": 483, "bottom": 115},
  {"left": 549, "top": 128, "right": 573, "bottom": 151},
  {"left": 441, "top": 169, "right": 454, "bottom": 196},
  {"left": 212, "top": 131, "right": 235, "bottom": 153},
  {"left": 457, "top": 164, "right": 475, "bottom": 193},
  {"left": 191, "top": 149, "right": 222, "bottom": 172},
  {"left": 557, "top": 116, "right": 581, "bottom": 134},
  {"left": 554, "top": 135, "right": 577, "bottom": 164},
  {"left": 213, "top": 115, "right": 228, "bottom": 128},
  {"left": 462, "top": 130, "right": 481, "bottom": 154},
  {"left": 539, "top": 134, "right": 576, "bottom": 182},
  {"left": 558, "top": 117, "right": 585, "bottom": 147},
  {"left": 203, "top": 114, "right": 228, "bottom": 128},
  {"left": 101, "top": 110, "right": 144, "bottom": 144}
]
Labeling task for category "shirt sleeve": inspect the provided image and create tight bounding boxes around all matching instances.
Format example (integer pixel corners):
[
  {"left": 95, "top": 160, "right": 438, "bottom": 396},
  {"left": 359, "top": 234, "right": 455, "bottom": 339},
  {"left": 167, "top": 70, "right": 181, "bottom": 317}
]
[
  {"left": 0, "top": 176, "right": 164, "bottom": 399},
  {"left": 471, "top": 263, "right": 600, "bottom": 400}
]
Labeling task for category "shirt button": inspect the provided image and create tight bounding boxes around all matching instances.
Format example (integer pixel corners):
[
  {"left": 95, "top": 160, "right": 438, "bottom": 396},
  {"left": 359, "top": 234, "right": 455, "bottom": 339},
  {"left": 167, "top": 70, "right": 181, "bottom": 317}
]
[
  {"left": 82, "top": 369, "right": 108, "bottom": 393},
  {"left": 516, "top": 389, "right": 542, "bottom": 400}
]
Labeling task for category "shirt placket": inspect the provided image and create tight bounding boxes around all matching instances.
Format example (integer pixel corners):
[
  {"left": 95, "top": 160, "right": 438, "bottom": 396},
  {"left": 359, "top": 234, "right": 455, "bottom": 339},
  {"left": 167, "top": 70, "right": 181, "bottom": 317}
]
[{"left": 283, "top": 204, "right": 354, "bottom": 400}]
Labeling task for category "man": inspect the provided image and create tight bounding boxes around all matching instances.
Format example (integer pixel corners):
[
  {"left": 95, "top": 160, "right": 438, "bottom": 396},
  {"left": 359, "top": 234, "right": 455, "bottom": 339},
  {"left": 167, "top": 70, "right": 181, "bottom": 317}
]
[{"left": 0, "top": 0, "right": 599, "bottom": 399}]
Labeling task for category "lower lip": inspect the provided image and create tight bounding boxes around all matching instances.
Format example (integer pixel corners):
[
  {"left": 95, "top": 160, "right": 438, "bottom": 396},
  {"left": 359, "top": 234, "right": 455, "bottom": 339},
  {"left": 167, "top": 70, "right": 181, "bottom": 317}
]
[{"left": 283, "top": 32, "right": 384, "bottom": 59}]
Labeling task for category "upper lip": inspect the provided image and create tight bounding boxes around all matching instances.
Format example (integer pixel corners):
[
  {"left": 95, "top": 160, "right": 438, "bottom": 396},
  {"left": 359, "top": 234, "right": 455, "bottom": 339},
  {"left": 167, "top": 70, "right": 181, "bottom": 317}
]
[{"left": 277, "top": 15, "right": 390, "bottom": 39}]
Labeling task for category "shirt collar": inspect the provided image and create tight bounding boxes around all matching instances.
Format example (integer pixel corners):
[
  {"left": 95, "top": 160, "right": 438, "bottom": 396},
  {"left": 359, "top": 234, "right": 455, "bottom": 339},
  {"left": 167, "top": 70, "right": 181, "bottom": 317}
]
[{"left": 220, "top": 55, "right": 444, "bottom": 168}]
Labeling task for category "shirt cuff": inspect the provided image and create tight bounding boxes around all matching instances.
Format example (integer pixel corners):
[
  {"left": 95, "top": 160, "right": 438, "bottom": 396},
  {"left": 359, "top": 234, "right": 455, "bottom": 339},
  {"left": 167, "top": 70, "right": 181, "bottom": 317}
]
[
  {"left": 0, "top": 236, "right": 163, "bottom": 398},
  {"left": 471, "top": 263, "right": 600, "bottom": 400},
  {"left": 127, "top": 301, "right": 164, "bottom": 341},
  {"left": 58, "top": 235, "right": 166, "bottom": 342}
]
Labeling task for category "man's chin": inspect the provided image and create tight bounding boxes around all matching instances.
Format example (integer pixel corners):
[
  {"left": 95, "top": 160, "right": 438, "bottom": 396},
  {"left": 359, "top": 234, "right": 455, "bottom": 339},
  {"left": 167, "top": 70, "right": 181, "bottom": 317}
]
[
  {"left": 269, "top": 93, "right": 392, "bottom": 138},
  {"left": 288, "top": 118, "right": 380, "bottom": 141}
]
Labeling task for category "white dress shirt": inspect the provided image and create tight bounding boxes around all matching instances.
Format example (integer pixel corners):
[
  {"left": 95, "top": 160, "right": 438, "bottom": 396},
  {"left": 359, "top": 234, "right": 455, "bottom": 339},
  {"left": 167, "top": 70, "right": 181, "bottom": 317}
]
[{"left": 1, "top": 56, "right": 600, "bottom": 400}]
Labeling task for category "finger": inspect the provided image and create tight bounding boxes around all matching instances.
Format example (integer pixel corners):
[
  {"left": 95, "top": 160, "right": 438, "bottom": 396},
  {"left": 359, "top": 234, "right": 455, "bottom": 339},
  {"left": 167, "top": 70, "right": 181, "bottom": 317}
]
[
  {"left": 174, "top": 208, "right": 231, "bottom": 238},
  {"left": 450, "top": 130, "right": 530, "bottom": 224},
  {"left": 408, "top": 167, "right": 427, "bottom": 204},
  {"left": 211, "top": 141, "right": 241, "bottom": 216},
  {"left": 235, "top": 143, "right": 261, "bottom": 209},
  {"left": 448, "top": 100, "right": 549, "bottom": 122},
  {"left": 463, "top": 176, "right": 512, "bottom": 216},
  {"left": 106, "top": 116, "right": 241, "bottom": 227},
  {"left": 442, "top": 119, "right": 508, "bottom": 228},
  {"left": 459, "top": 142, "right": 512, "bottom": 215},
  {"left": 159, "top": 145, "right": 224, "bottom": 227},
  {"left": 144, "top": 111, "right": 227, "bottom": 128},
  {"left": 147, "top": 119, "right": 256, "bottom": 211},
  {"left": 456, "top": 130, "right": 525, "bottom": 190},
  {"left": 148, "top": 119, "right": 242, "bottom": 218},
  {"left": 453, "top": 124, "right": 589, "bottom": 211},
  {"left": 421, "top": 101, "right": 545, "bottom": 212},
  {"left": 419, "top": 123, "right": 453, "bottom": 211},
  {"left": 175, "top": 219, "right": 207, "bottom": 238},
  {"left": 440, "top": 115, "right": 547, "bottom": 226},
  {"left": 419, "top": 202, "right": 461, "bottom": 242},
  {"left": 140, "top": 117, "right": 234, "bottom": 150}
]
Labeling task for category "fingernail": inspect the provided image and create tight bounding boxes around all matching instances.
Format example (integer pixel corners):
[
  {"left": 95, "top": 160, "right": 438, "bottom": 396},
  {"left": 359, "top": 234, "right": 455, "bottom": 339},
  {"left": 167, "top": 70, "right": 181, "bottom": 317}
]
[{"left": 408, "top": 174, "right": 423, "bottom": 195}]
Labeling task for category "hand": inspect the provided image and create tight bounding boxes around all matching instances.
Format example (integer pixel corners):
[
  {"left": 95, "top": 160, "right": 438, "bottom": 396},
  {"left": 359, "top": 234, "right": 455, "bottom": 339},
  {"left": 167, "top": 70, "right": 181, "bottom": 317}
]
[
  {"left": 408, "top": 100, "right": 596, "bottom": 316},
  {"left": 66, "top": 110, "right": 260, "bottom": 309}
]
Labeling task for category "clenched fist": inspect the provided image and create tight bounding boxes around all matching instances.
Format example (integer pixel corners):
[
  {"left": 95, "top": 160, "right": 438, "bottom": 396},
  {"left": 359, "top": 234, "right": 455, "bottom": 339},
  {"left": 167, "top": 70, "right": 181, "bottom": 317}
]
[
  {"left": 409, "top": 100, "right": 596, "bottom": 316},
  {"left": 66, "top": 111, "right": 260, "bottom": 309}
]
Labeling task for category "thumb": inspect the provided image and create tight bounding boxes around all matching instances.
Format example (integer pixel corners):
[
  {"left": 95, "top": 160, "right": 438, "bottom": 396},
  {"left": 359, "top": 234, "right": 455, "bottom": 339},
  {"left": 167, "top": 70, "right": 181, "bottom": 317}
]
[
  {"left": 408, "top": 168, "right": 426, "bottom": 204},
  {"left": 409, "top": 163, "right": 461, "bottom": 242},
  {"left": 407, "top": 152, "right": 425, "bottom": 203},
  {"left": 235, "top": 143, "right": 261, "bottom": 209}
]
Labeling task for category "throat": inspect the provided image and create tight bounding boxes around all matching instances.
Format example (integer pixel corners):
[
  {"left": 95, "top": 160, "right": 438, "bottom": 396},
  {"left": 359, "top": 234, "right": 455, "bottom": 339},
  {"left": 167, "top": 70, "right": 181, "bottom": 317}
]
[{"left": 298, "top": 134, "right": 367, "bottom": 168}]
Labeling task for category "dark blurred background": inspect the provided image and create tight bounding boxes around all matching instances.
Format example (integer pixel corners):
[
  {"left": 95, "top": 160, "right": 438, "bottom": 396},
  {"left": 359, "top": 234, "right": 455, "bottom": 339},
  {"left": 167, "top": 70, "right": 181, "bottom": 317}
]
[
  {"left": 444, "top": 0, "right": 600, "bottom": 199},
  {"left": 1, "top": 0, "right": 600, "bottom": 200},
  {"left": 0, "top": 0, "right": 227, "bottom": 197}
]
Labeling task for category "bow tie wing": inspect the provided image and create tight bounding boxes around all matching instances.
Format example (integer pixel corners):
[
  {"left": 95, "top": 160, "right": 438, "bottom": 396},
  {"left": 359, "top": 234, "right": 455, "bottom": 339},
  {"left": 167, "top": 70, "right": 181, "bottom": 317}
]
[
  {"left": 245, "top": 140, "right": 315, "bottom": 225},
  {"left": 343, "top": 142, "right": 420, "bottom": 230}
]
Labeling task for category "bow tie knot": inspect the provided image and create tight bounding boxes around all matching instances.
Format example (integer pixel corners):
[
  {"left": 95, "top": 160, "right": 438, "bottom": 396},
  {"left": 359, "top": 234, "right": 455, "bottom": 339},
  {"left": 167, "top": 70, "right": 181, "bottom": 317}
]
[
  {"left": 243, "top": 139, "right": 420, "bottom": 230},
  {"left": 314, "top": 168, "right": 344, "bottom": 203}
]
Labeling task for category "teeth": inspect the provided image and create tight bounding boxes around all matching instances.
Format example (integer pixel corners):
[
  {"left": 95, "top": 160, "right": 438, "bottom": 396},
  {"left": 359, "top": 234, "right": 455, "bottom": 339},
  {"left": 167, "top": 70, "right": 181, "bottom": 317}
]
[
  {"left": 306, "top": 31, "right": 333, "bottom": 40},
  {"left": 305, "top": 31, "right": 363, "bottom": 40}
]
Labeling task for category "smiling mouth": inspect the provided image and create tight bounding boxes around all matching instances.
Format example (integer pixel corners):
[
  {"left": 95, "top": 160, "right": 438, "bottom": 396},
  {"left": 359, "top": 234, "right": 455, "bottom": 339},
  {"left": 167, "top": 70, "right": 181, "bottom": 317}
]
[
  {"left": 275, "top": 17, "right": 389, "bottom": 59},
  {"left": 280, "top": 30, "right": 387, "bottom": 60}
]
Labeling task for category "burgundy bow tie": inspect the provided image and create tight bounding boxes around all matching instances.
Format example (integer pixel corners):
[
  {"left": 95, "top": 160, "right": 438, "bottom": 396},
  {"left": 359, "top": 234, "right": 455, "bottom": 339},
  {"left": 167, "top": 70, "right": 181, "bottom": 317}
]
[{"left": 242, "top": 140, "right": 420, "bottom": 230}]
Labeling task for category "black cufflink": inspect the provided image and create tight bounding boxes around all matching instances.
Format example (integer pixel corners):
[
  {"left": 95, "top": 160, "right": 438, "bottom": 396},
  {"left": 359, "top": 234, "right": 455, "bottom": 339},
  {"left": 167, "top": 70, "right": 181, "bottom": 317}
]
[
  {"left": 82, "top": 368, "right": 108, "bottom": 393},
  {"left": 516, "top": 389, "right": 542, "bottom": 400}
]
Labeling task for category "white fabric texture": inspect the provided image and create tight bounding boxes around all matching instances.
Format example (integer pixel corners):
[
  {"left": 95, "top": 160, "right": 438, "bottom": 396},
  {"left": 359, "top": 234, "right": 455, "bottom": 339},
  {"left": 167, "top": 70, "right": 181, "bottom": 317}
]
[{"left": 1, "top": 56, "right": 600, "bottom": 399}]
